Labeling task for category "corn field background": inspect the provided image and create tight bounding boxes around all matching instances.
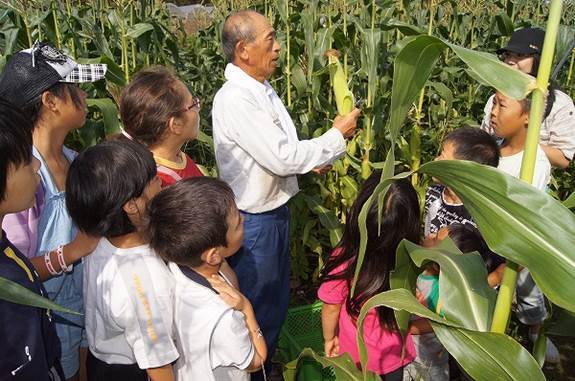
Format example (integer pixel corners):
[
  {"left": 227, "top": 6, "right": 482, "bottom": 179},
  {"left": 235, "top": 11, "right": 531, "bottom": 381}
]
[
  {"left": 1, "top": 0, "right": 575, "bottom": 296},
  {"left": 2, "top": 0, "right": 575, "bottom": 379}
]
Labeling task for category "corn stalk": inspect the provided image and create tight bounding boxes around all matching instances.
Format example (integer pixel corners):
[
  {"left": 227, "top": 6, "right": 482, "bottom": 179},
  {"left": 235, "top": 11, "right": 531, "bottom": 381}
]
[{"left": 491, "top": 0, "right": 564, "bottom": 334}]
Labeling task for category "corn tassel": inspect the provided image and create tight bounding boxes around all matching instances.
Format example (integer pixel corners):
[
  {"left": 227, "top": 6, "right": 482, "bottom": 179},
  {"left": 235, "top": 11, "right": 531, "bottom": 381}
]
[{"left": 326, "top": 49, "right": 354, "bottom": 116}]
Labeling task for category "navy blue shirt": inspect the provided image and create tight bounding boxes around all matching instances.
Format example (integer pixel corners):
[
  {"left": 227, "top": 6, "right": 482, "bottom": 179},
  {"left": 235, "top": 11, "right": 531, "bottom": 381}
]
[{"left": 0, "top": 231, "right": 61, "bottom": 380}]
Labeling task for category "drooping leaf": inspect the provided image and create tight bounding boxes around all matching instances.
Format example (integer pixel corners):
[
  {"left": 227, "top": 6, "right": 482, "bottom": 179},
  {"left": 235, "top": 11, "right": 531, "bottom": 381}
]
[
  {"left": 303, "top": 195, "right": 342, "bottom": 248},
  {"left": 356, "top": 289, "right": 545, "bottom": 381},
  {"left": 0, "top": 276, "right": 80, "bottom": 315},
  {"left": 405, "top": 239, "right": 497, "bottom": 331},
  {"left": 418, "top": 159, "right": 575, "bottom": 313},
  {"left": 283, "top": 348, "right": 379, "bottom": 381},
  {"left": 431, "top": 322, "right": 545, "bottom": 381},
  {"left": 126, "top": 22, "right": 154, "bottom": 39},
  {"left": 446, "top": 41, "right": 535, "bottom": 99}
]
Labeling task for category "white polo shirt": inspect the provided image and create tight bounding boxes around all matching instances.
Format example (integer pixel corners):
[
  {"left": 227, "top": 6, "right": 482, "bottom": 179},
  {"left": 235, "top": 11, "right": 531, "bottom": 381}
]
[
  {"left": 212, "top": 63, "right": 346, "bottom": 213},
  {"left": 481, "top": 90, "right": 575, "bottom": 160},
  {"left": 169, "top": 262, "right": 253, "bottom": 381},
  {"left": 498, "top": 145, "right": 551, "bottom": 191},
  {"left": 83, "top": 238, "right": 178, "bottom": 369}
]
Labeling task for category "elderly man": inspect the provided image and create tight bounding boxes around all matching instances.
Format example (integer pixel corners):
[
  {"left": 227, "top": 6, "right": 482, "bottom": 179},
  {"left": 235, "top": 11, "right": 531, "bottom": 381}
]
[{"left": 212, "top": 9, "right": 361, "bottom": 377}]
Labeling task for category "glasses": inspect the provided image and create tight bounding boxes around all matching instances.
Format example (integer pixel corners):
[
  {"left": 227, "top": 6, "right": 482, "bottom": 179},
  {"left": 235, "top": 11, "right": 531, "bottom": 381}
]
[{"left": 179, "top": 97, "right": 201, "bottom": 113}]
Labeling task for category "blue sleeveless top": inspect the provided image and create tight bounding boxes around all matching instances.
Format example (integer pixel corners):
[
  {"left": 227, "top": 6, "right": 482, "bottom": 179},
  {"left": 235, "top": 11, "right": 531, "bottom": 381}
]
[{"left": 34, "top": 146, "right": 84, "bottom": 329}]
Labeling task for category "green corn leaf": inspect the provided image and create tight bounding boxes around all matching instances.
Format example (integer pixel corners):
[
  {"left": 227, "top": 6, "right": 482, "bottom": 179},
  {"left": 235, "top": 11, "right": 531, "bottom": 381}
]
[
  {"left": 562, "top": 191, "right": 575, "bottom": 209},
  {"left": 418, "top": 159, "right": 575, "bottom": 313},
  {"left": 126, "top": 22, "right": 154, "bottom": 39},
  {"left": 356, "top": 289, "right": 545, "bottom": 381},
  {"left": 303, "top": 195, "right": 342, "bottom": 248},
  {"left": 87, "top": 98, "right": 120, "bottom": 136},
  {"left": 431, "top": 322, "right": 545, "bottom": 381},
  {"left": 283, "top": 348, "right": 379, "bottom": 381},
  {"left": 405, "top": 239, "right": 497, "bottom": 331},
  {"left": 0, "top": 276, "right": 80, "bottom": 315}
]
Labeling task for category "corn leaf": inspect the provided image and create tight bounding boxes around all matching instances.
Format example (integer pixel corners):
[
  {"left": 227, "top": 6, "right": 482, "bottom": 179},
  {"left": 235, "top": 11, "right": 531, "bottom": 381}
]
[
  {"left": 283, "top": 348, "right": 379, "bottom": 381},
  {"left": 357, "top": 289, "right": 545, "bottom": 381},
  {"left": 405, "top": 239, "right": 497, "bottom": 331},
  {"left": 0, "top": 276, "right": 80, "bottom": 315},
  {"left": 86, "top": 98, "right": 120, "bottom": 136},
  {"left": 418, "top": 159, "right": 575, "bottom": 313}
]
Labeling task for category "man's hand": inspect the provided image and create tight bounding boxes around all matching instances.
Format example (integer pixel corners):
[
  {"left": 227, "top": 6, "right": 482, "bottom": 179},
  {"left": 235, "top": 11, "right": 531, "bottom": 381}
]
[
  {"left": 333, "top": 108, "right": 361, "bottom": 139},
  {"left": 312, "top": 165, "right": 333, "bottom": 175}
]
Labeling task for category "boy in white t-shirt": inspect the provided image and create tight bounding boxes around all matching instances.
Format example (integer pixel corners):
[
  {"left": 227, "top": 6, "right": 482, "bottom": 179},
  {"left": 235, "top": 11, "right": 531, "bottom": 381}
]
[
  {"left": 145, "top": 177, "right": 267, "bottom": 381},
  {"left": 489, "top": 90, "right": 559, "bottom": 364},
  {"left": 66, "top": 138, "right": 178, "bottom": 380}
]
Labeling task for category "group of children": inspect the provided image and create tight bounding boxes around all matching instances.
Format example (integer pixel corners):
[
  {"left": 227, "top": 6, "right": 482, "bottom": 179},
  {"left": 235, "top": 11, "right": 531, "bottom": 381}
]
[
  {"left": 0, "top": 40, "right": 559, "bottom": 381},
  {"left": 0, "top": 43, "right": 261, "bottom": 381},
  {"left": 318, "top": 89, "right": 558, "bottom": 380}
]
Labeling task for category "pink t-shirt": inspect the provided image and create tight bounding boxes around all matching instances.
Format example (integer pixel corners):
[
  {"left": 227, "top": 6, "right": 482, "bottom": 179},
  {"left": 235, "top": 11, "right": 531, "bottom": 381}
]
[{"left": 318, "top": 254, "right": 415, "bottom": 375}]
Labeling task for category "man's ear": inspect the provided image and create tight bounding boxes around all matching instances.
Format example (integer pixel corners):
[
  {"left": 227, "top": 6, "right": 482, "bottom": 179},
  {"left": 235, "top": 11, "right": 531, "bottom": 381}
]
[
  {"left": 202, "top": 247, "right": 223, "bottom": 266},
  {"left": 236, "top": 40, "right": 249, "bottom": 61}
]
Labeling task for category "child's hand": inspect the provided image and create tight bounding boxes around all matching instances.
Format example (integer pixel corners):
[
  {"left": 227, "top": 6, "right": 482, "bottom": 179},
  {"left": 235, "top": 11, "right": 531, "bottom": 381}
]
[
  {"left": 208, "top": 274, "right": 249, "bottom": 312},
  {"left": 324, "top": 336, "right": 339, "bottom": 357}
]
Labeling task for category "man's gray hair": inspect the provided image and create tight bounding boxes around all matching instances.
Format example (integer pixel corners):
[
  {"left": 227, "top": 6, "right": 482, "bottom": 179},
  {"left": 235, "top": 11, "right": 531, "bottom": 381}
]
[{"left": 222, "top": 10, "right": 258, "bottom": 63}]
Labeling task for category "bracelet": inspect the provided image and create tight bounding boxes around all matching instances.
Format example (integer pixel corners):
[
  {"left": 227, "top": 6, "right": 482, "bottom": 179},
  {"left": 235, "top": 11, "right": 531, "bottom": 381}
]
[
  {"left": 56, "top": 245, "right": 73, "bottom": 273},
  {"left": 44, "top": 251, "right": 62, "bottom": 276}
]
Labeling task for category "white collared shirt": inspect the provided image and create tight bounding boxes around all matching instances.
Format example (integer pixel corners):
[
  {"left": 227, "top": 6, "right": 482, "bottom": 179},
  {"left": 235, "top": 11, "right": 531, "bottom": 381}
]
[
  {"left": 83, "top": 238, "right": 178, "bottom": 369},
  {"left": 212, "top": 63, "right": 346, "bottom": 213},
  {"left": 168, "top": 263, "right": 253, "bottom": 381}
]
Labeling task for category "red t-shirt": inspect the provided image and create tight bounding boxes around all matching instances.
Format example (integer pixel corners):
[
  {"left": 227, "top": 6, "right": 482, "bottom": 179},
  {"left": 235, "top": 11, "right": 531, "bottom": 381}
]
[{"left": 155, "top": 152, "right": 203, "bottom": 188}]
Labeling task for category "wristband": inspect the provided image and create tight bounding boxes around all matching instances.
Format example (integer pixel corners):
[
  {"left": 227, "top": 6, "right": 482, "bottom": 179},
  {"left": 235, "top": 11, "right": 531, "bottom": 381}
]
[
  {"left": 44, "top": 251, "right": 62, "bottom": 276},
  {"left": 56, "top": 245, "right": 73, "bottom": 273}
]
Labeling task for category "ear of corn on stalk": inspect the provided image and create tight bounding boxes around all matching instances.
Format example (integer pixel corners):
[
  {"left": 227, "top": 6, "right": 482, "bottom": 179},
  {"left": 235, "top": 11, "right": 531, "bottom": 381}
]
[{"left": 326, "top": 49, "right": 354, "bottom": 116}]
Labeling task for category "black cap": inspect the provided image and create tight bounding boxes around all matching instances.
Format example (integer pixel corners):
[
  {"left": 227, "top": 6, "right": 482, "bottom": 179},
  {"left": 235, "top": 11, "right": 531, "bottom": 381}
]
[
  {"left": 0, "top": 42, "right": 106, "bottom": 109},
  {"left": 497, "top": 28, "right": 545, "bottom": 56}
]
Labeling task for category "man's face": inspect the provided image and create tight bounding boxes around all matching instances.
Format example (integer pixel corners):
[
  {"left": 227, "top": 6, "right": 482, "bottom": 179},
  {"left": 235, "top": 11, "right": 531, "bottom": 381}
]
[{"left": 244, "top": 14, "right": 280, "bottom": 81}]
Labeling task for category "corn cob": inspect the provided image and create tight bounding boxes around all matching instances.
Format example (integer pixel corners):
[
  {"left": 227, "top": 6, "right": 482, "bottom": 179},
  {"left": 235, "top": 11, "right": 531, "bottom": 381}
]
[{"left": 326, "top": 49, "right": 354, "bottom": 116}]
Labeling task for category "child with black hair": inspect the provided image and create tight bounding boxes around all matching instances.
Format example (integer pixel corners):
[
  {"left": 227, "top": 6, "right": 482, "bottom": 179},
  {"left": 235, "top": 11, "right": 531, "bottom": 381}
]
[
  {"left": 66, "top": 139, "right": 177, "bottom": 381},
  {"left": 0, "top": 98, "right": 64, "bottom": 380},
  {"left": 424, "top": 127, "right": 501, "bottom": 236},
  {"left": 145, "top": 177, "right": 267, "bottom": 381},
  {"left": 408, "top": 224, "right": 505, "bottom": 381},
  {"left": 481, "top": 27, "right": 575, "bottom": 169},
  {"left": 318, "top": 172, "right": 420, "bottom": 380},
  {"left": 0, "top": 42, "right": 106, "bottom": 381}
]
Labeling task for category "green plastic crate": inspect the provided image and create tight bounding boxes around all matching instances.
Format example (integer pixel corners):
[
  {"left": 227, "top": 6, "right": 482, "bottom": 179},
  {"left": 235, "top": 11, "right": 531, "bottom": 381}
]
[{"left": 278, "top": 301, "right": 336, "bottom": 380}]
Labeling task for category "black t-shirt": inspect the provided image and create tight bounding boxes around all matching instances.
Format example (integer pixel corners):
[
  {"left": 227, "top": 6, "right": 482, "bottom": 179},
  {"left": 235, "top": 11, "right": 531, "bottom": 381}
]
[
  {"left": 424, "top": 184, "right": 476, "bottom": 236},
  {"left": 0, "top": 231, "right": 61, "bottom": 380}
]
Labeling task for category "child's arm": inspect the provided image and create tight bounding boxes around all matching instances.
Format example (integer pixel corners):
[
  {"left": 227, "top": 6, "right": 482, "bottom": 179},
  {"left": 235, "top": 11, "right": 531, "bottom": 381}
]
[
  {"left": 146, "top": 364, "right": 174, "bottom": 381},
  {"left": 540, "top": 144, "right": 570, "bottom": 169},
  {"left": 208, "top": 275, "right": 267, "bottom": 372},
  {"left": 321, "top": 303, "right": 341, "bottom": 357},
  {"left": 29, "top": 231, "right": 99, "bottom": 281},
  {"left": 488, "top": 263, "right": 507, "bottom": 288},
  {"left": 409, "top": 318, "right": 433, "bottom": 334}
]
